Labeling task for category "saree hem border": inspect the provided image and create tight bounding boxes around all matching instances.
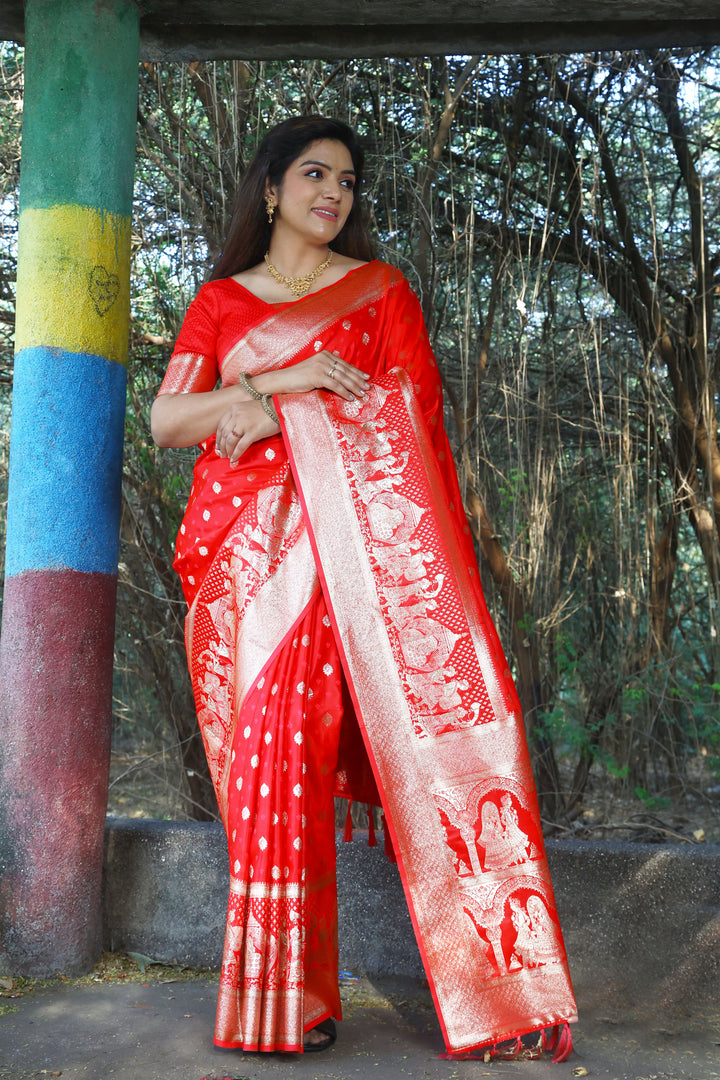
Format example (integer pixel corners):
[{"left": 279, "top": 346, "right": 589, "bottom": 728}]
[
  {"left": 213, "top": 1008, "right": 337, "bottom": 1053},
  {"left": 213, "top": 1039, "right": 302, "bottom": 1052}
]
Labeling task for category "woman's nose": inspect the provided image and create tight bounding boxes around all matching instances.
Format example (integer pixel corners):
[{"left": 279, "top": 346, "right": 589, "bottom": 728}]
[{"left": 322, "top": 178, "right": 342, "bottom": 200}]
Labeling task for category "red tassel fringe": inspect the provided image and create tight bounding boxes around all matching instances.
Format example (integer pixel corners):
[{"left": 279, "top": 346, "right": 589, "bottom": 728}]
[
  {"left": 550, "top": 1022, "right": 573, "bottom": 1063},
  {"left": 343, "top": 801, "right": 353, "bottom": 842},
  {"left": 438, "top": 1022, "right": 572, "bottom": 1063},
  {"left": 381, "top": 813, "right": 397, "bottom": 862}
]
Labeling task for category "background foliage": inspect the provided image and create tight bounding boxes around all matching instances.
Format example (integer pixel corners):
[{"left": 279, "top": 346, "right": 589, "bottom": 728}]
[{"left": 1, "top": 47, "right": 720, "bottom": 835}]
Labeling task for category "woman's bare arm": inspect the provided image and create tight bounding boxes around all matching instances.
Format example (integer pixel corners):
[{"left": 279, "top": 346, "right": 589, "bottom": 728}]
[
  {"left": 250, "top": 352, "right": 370, "bottom": 400},
  {"left": 151, "top": 351, "right": 369, "bottom": 455},
  {"left": 151, "top": 383, "right": 253, "bottom": 448}
]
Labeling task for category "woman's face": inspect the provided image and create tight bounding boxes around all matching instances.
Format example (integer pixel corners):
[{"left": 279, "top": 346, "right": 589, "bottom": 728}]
[{"left": 268, "top": 138, "right": 356, "bottom": 245}]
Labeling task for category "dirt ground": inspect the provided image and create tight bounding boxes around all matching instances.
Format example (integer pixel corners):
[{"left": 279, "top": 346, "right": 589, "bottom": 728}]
[{"left": 2, "top": 962, "right": 720, "bottom": 1080}]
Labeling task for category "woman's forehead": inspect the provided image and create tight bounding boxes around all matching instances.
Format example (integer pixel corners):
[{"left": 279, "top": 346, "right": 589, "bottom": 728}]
[{"left": 291, "top": 138, "right": 354, "bottom": 171}]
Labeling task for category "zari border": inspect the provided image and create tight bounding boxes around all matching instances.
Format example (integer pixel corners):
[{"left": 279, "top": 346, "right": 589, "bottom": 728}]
[
  {"left": 220, "top": 262, "right": 402, "bottom": 383},
  {"left": 186, "top": 526, "right": 319, "bottom": 829},
  {"left": 393, "top": 368, "right": 520, "bottom": 726}
]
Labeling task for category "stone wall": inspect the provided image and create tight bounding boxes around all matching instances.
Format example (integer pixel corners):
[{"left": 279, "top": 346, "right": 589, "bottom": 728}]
[{"left": 103, "top": 818, "right": 720, "bottom": 1016}]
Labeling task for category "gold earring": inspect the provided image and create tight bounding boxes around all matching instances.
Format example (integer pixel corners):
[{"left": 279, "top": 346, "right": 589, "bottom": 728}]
[{"left": 265, "top": 194, "right": 275, "bottom": 224}]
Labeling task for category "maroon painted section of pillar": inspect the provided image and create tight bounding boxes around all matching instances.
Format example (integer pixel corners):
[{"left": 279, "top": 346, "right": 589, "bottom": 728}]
[{"left": 0, "top": 570, "right": 117, "bottom": 975}]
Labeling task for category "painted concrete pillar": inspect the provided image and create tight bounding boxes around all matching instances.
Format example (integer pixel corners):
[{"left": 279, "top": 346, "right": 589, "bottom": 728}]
[{"left": 0, "top": 0, "right": 139, "bottom": 975}]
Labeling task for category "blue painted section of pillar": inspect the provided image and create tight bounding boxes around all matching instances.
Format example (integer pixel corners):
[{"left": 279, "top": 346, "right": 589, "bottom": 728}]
[
  {"left": 5, "top": 349, "right": 126, "bottom": 576},
  {"left": 0, "top": 0, "right": 139, "bottom": 976}
]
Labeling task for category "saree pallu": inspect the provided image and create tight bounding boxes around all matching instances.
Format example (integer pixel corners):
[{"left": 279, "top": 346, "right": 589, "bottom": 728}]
[
  {"left": 168, "top": 262, "right": 577, "bottom": 1054},
  {"left": 280, "top": 371, "right": 577, "bottom": 1053}
]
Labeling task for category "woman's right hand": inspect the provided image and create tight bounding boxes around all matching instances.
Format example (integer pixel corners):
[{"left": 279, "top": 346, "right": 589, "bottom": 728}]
[
  {"left": 215, "top": 399, "right": 279, "bottom": 465},
  {"left": 261, "top": 352, "right": 369, "bottom": 402}
]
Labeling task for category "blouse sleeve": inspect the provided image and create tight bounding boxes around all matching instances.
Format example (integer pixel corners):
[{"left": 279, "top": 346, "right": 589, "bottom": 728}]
[{"left": 157, "top": 284, "right": 220, "bottom": 396}]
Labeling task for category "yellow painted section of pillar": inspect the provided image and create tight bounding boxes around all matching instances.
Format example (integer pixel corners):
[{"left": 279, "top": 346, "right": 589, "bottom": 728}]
[{"left": 15, "top": 205, "right": 131, "bottom": 366}]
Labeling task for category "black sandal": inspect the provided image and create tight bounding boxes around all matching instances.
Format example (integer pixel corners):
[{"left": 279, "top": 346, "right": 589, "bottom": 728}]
[{"left": 303, "top": 1017, "right": 337, "bottom": 1052}]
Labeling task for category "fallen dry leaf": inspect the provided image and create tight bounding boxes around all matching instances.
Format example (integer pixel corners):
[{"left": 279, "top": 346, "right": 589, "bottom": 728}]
[
  {"left": 693, "top": 828, "right": 705, "bottom": 842},
  {"left": 571, "top": 1069, "right": 589, "bottom": 1077}
]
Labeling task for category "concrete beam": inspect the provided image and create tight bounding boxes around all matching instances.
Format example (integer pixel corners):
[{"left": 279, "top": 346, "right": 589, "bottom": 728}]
[
  {"left": 2, "top": 0, "right": 720, "bottom": 55},
  {"left": 102, "top": 819, "right": 720, "bottom": 1014},
  {"left": 137, "top": 21, "right": 720, "bottom": 61}
]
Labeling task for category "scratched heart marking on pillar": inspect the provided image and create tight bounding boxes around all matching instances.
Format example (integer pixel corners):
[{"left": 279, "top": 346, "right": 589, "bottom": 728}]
[{"left": 88, "top": 265, "right": 120, "bottom": 316}]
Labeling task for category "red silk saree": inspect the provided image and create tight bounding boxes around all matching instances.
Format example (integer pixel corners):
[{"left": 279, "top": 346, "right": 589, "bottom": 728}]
[{"left": 161, "top": 261, "right": 577, "bottom": 1054}]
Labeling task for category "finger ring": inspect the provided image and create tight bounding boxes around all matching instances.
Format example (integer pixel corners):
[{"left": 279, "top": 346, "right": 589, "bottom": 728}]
[{"left": 329, "top": 362, "right": 337, "bottom": 379}]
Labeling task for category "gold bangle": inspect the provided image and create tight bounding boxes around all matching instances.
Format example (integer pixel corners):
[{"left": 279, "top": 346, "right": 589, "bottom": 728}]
[
  {"left": 261, "top": 394, "right": 279, "bottom": 425},
  {"left": 238, "top": 372, "right": 263, "bottom": 400}
]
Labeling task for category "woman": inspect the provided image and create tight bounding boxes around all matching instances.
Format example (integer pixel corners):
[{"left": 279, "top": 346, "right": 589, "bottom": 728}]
[
  {"left": 152, "top": 115, "right": 576, "bottom": 1057},
  {"left": 478, "top": 800, "right": 515, "bottom": 872}
]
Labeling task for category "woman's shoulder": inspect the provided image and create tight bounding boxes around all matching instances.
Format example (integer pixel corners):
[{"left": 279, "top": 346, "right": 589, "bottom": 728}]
[
  {"left": 193, "top": 276, "right": 246, "bottom": 301},
  {"left": 365, "top": 262, "right": 422, "bottom": 311},
  {"left": 351, "top": 258, "right": 408, "bottom": 293},
  {"left": 373, "top": 260, "right": 418, "bottom": 296},
  {"left": 187, "top": 275, "right": 270, "bottom": 315},
  {"left": 182, "top": 277, "right": 235, "bottom": 314}
]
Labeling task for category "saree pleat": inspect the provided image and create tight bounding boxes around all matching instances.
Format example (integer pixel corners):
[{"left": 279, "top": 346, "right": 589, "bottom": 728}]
[
  {"left": 216, "top": 592, "right": 343, "bottom": 1049},
  {"left": 179, "top": 436, "right": 347, "bottom": 1050}
]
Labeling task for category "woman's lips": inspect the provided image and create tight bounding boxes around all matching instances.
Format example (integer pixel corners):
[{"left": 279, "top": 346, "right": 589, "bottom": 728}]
[{"left": 312, "top": 207, "right": 339, "bottom": 219}]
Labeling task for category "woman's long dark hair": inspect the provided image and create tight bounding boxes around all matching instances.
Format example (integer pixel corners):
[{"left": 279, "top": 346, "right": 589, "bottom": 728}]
[{"left": 210, "top": 115, "right": 374, "bottom": 280}]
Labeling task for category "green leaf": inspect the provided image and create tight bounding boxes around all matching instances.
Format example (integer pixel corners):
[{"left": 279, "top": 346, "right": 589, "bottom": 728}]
[{"left": 126, "top": 951, "right": 159, "bottom": 974}]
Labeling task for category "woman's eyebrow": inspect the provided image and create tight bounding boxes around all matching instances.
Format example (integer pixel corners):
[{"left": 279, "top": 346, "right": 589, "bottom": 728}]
[{"left": 299, "top": 159, "right": 356, "bottom": 176}]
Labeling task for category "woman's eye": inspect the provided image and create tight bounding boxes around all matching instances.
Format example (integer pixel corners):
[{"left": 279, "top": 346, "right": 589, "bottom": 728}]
[{"left": 341, "top": 179, "right": 355, "bottom": 191}]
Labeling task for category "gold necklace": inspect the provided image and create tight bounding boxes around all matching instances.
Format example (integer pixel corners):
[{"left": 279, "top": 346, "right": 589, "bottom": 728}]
[{"left": 264, "top": 250, "right": 333, "bottom": 298}]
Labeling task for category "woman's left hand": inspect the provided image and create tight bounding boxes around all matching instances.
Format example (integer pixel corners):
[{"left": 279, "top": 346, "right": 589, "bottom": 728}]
[
  {"left": 253, "top": 351, "right": 370, "bottom": 402},
  {"left": 215, "top": 400, "right": 279, "bottom": 464}
]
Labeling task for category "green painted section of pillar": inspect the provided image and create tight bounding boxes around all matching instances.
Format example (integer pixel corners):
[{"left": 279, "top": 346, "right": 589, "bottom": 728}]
[{"left": 20, "top": 0, "right": 140, "bottom": 215}]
